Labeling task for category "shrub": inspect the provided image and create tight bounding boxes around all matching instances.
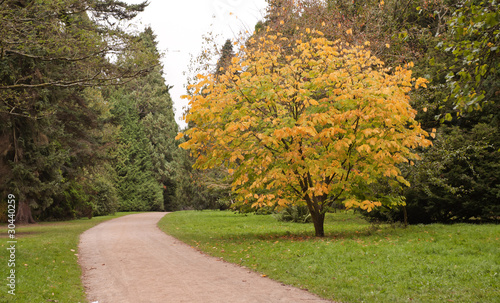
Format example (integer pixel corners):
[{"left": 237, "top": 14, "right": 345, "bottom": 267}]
[
  {"left": 363, "top": 124, "right": 500, "bottom": 223},
  {"left": 40, "top": 180, "right": 91, "bottom": 221},
  {"left": 90, "top": 175, "right": 119, "bottom": 216},
  {"left": 274, "top": 205, "right": 312, "bottom": 223}
]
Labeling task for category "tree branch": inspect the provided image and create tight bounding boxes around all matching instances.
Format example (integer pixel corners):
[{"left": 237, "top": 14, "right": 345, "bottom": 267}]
[
  {"left": 4, "top": 48, "right": 109, "bottom": 62},
  {"left": 0, "top": 65, "right": 156, "bottom": 90}
]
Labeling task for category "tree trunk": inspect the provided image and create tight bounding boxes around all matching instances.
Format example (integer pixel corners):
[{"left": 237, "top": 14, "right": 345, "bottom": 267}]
[
  {"left": 12, "top": 124, "right": 36, "bottom": 224},
  {"left": 304, "top": 194, "right": 326, "bottom": 237},
  {"left": 16, "top": 199, "right": 36, "bottom": 224},
  {"left": 310, "top": 210, "right": 325, "bottom": 237},
  {"left": 403, "top": 205, "right": 408, "bottom": 228}
]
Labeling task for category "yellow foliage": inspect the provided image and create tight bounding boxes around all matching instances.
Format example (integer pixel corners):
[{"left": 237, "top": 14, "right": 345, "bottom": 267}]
[
  {"left": 415, "top": 77, "right": 428, "bottom": 89},
  {"left": 180, "top": 29, "right": 430, "bottom": 217},
  {"left": 175, "top": 132, "right": 184, "bottom": 140}
]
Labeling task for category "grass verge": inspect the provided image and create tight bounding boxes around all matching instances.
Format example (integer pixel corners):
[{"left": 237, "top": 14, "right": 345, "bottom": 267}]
[
  {"left": 0, "top": 212, "right": 139, "bottom": 303},
  {"left": 159, "top": 210, "right": 500, "bottom": 303}
]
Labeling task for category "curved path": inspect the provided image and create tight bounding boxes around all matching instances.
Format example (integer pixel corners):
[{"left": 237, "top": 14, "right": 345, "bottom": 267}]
[{"left": 79, "top": 212, "right": 333, "bottom": 303}]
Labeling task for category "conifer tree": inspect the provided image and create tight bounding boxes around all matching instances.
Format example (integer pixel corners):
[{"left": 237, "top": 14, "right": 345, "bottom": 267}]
[
  {"left": 0, "top": 0, "right": 155, "bottom": 222},
  {"left": 110, "top": 28, "right": 178, "bottom": 211},
  {"left": 215, "top": 39, "right": 235, "bottom": 77}
]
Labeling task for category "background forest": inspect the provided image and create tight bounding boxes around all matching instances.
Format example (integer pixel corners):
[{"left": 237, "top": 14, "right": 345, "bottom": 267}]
[{"left": 1, "top": 0, "right": 498, "bottom": 224}]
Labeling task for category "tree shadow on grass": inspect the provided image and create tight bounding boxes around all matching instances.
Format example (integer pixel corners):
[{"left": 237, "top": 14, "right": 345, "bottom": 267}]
[{"left": 218, "top": 224, "right": 401, "bottom": 242}]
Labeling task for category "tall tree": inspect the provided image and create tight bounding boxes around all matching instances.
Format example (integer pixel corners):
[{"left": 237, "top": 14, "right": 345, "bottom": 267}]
[
  {"left": 179, "top": 30, "right": 432, "bottom": 236},
  {"left": 109, "top": 28, "right": 179, "bottom": 211},
  {"left": 111, "top": 91, "right": 164, "bottom": 211},
  {"left": 0, "top": 0, "right": 155, "bottom": 222}
]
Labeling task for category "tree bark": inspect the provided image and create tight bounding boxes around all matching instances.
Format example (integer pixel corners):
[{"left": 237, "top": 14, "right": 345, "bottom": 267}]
[
  {"left": 16, "top": 199, "right": 36, "bottom": 224},
  {"left": 310, "top": 210, "right": 325, "bottom": 237},
  {"left": 12, "top": 123, "right": 36, "bottom": 224},
  {"left": 403, "top": 205, "right": 408, "bottom": 228},
  {"left": 304, "top": 194, "right": 326, "bottom": 237}
]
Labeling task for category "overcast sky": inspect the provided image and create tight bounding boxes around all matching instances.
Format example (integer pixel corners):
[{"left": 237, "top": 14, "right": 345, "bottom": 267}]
[{"left": 123, "top": 0, "right": 268, "bottom": 129}]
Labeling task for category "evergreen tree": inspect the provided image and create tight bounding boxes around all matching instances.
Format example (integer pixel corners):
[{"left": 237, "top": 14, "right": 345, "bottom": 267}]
[
  {"left": 215, "top": 39, "right": 235, "bottom": 77},
  {"left": 112, "top": 92, "right": 164, "bottom": 211},
  {"left": 0, "top": 0, "right": 155, "bottom": 222},
  {"left": 109, "top": 28, "right": 178, "bottom": 211}
]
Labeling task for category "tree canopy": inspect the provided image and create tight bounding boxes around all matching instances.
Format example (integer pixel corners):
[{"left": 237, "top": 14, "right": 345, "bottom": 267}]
[{"left": 179, "top": 29, "right": 432, "bottom": 236}]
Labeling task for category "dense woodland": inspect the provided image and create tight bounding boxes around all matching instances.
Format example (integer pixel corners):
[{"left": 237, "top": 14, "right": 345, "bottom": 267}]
[{"left": 1, "top": 0, "right": 498, "bottom": 227}]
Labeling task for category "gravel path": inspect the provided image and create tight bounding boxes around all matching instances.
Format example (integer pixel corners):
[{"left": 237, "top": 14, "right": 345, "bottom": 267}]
[{"left": 78, "top": 212, "right": 333, "bottom": 303}]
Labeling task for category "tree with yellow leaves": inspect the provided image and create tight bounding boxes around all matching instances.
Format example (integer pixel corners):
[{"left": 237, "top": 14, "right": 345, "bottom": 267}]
[{"left": 179, "top": 29, "right": 431, "bottom": 236}]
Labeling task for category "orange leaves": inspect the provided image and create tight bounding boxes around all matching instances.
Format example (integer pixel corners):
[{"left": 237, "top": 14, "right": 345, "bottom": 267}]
[
  {"left": 250, "top": 193, "right": 279, "bottom": 208},
  {"left": 307, "top": 99, "right": 319, "bottom": 106},
  {"left": 174, "top": 132, "right": 184, "bottom": 140},
  {"left": 383, "top": 167, "right": 400, "bottom": 177},
  {"left": 240, "top": 71, "right": 252, "bottom": 78},
  {"left": 327, "top": 72, "right": 339, "bottom": 82},
  {"left": 356, "top": 144, "right": 371, "bottom": 154},
  {"left": 430, "top": 128, "right": 437, "bottom": 139},
  {"left": 294, "top": 126, "right": 318, "bottom": 137},
  {"left": 345, "top": 199, "right": 382, "bottom": 212},
  {"left": 179, "top": 29, "right": 431, "bottom": 216},
  {"left": 361, "top": 128, "right": 379, "bottom": 138},
  {"left": 273, "top": 128, "right": 290, "bottom": 140},
  {"left": 415, "top": 77, "right": 428, "bottom": 89},
  {"left": 229, "top": 152, "right": 244, "bottom": 163}
]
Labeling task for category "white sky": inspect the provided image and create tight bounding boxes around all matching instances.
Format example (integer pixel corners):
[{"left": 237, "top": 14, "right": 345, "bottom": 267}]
[{"left": 123, "top": 0, "right": 269, "bottom": 129}]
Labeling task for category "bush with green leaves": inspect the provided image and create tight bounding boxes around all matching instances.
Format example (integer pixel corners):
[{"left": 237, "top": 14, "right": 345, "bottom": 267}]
[
  {"left": 89, "top": 174, "right": 119, "bottom": 216},
  {"left": 174, "top": 146, "right": 233, "bottom": 210},
  {"left": 40, "top": 180, "right": 91, "bottom": 221},
  {"left": 274, "top": 205, "right": 312, "bottom": 223},
  {"left": 438, "top": 0, "right": 499, "bottom": 113},
  {"left": 364, "top": 123, "right": 500, "bottom": 223}
]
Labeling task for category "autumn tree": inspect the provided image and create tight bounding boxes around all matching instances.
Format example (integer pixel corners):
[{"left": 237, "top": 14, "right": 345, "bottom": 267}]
[
  {"left": 180, "top": 29, "right": 432, "bottom": 236},
  {"left": 252, "top": 0, "right": 499, "bottom": 226}
]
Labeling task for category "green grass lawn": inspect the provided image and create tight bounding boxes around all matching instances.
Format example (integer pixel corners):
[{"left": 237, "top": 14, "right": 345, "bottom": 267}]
[
  {"left": 159, "top": 210, "right": 500, "bottom": 303},
  {"left": 0, "top": 212, "right": 138, "bottom": 303}
]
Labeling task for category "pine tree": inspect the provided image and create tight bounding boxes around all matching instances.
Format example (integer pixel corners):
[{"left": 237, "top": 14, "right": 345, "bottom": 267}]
[
  {"left": 112, "top": 92, "right": 164, "bottom": 211},
  {"left": 109, "top": 28, "right": 179, "bottom": 211},
  {"left": 0, "top": 0, "right": 154, "bottom": 222},
  {"left": 215, "top": 39, "right": 235, "bottom": 77}
]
